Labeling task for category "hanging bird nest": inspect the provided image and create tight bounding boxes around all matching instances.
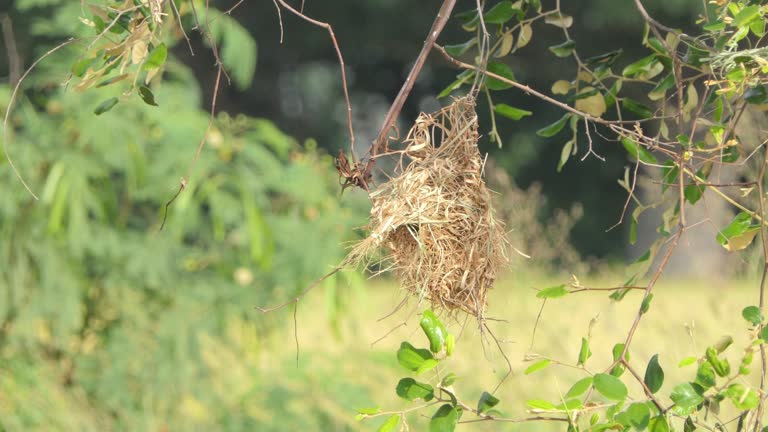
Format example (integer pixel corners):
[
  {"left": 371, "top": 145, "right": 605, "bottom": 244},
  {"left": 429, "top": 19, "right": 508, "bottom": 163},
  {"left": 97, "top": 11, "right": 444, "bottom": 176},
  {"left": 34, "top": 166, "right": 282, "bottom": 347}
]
[{"left": 345, "top": 96, "right": 508, "bottom": 318}]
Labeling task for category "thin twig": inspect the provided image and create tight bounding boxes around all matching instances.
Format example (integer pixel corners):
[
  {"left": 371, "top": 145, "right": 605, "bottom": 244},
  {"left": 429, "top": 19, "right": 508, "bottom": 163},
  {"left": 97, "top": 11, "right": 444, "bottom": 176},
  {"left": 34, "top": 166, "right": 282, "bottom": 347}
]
[
  {"left": 3, "top": 38, "right": 77, "bottom": 200},
  {"left": 371, "top": 0, "right": 457, "bottom": 158},
  {"left": 274, "top": 0, "right": 355, "bottom": 157}
]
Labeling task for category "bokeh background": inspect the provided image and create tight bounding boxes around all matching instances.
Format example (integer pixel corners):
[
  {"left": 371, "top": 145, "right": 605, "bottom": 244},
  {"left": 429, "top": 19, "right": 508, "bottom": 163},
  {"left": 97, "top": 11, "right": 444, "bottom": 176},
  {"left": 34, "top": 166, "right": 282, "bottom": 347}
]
[{"left": 0, "top": 0, "right": 762, "bottom": 430}]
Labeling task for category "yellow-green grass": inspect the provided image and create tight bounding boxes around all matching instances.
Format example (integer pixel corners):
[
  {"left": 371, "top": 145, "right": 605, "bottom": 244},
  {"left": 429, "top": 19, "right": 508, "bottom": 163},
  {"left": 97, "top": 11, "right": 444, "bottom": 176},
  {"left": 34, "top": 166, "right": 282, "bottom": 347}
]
[{"left": 260, "top": 272, "right": 767, "bottom": 431}]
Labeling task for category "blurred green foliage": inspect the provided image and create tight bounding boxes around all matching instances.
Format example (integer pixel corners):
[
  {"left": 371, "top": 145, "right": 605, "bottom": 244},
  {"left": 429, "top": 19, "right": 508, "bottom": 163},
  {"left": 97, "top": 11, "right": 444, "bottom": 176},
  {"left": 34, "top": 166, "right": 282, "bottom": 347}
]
[{"left": 0, "top": 1, "right": 372, "bottom": 430}]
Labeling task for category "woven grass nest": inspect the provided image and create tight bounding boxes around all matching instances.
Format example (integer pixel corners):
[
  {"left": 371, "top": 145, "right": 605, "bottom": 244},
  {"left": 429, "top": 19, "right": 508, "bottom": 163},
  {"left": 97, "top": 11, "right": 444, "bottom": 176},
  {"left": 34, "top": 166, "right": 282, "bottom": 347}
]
[{"left": 345, "top": 96, "right": 508, "bottom": 318}]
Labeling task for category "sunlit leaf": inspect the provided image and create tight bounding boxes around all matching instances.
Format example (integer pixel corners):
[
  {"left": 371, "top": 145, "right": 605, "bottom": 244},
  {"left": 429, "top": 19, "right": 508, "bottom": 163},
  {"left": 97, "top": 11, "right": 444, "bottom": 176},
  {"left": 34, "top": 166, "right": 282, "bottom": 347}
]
[
  {"left": 574, "top": 87, "right": 606, "bottom": 117},
  {"left": 377, "top": 415, "right": 400, "bottom": 432},
  {"left": 494, "top": 104, "right": 532, "bottom": 120},
  {"left": 549, "top": 40, "right": 576, "bottom": 58},
  {"left": 524, "top": 359, "right": 551, "bottom": 375},
  {"left": 545, "top": 13, "right": 573, "bottom": 28},
  {"left": 397, "top": 342, "right": 433, "bottom": 372},
  {"left": 430, "top": 404, "right": 458, "bottom": 432},
  {"left": 396, "top": 378, "right": 434, "bottom": 401},
  {"left": 621, "top": 138, "right": 657, "bottom": 164},
  {"left": 717, "top": 212, "right": 760, "bottom": 251},
  {"left": 536, "top": 285, "right": 568, "bottom": 299},
  {"left": 593, "top": 373, "right": 627, "bottom": 401},
  {"left": 142, "top": 43, "right": 167, "bottom": 70},
  {"left": 477, "top": 391, "right": 500, "bottom": 413},
  {"left": 420, "top": 310, "right": 448, "bottom": 353},
  {"left": 518, "top": 24, "right": 533, "bottom": 48}
]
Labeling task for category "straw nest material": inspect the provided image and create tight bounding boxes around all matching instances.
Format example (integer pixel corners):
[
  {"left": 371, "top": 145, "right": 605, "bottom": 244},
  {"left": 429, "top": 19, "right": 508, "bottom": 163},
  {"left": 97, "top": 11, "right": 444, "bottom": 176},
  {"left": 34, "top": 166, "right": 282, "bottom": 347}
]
[{"left": 345, "top": 96, "right": 508, "bottom": 318}]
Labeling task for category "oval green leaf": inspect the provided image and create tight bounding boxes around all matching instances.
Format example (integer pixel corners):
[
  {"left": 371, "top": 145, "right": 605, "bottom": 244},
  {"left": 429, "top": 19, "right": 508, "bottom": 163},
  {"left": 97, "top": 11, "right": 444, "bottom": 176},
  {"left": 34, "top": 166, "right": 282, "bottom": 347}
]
[
  {"left": 396, "top": 378, "right": 434, "bottom": 401},
  {"left": 377, "top": 415, "right": 400, "bottom": 432},
  {"left": 420, "top": 310, "right": 448, "bottom": 353},
  {"left": 593, "top": 373, "right": 628, "bottom": 401},
  {"left": 477, "top": 391, "right": 500, "bottom": 414},
  {"left": 524, "top": 359, "right": 551, "bottom": 375},
  {"left": 536, "top": 284, "right": 568, "bottom": 299},
  {"left": 565, "top": 377, "right": 593, "bottom": 398},
  {"left": 494, "top": 103, "right": 532, "bottom": 120},
  {"left": 644, "top": 354, "right": 665, "bottom": 394},
  {"left": 93, "top": 97, "right": 119, "bottom": 115},
  {"left": 397, "top": 342, "right": 434, "bottom": 372},
  {"left": 430, "top": 404, "right": 459, "bottom": 432},
  {"left": 486, "top": 62, "right": 516, "bottom": 90},
  {"left": 536, "top": 113, "right": 571, "bottom": 137}
]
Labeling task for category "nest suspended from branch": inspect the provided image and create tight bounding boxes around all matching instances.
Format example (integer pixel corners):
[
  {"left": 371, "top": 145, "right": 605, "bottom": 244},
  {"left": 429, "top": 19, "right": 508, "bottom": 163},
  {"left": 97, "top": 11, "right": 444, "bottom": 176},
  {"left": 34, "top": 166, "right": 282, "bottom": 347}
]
[{"left": 345, "top": 96, "right": 508, "bottom": 318}]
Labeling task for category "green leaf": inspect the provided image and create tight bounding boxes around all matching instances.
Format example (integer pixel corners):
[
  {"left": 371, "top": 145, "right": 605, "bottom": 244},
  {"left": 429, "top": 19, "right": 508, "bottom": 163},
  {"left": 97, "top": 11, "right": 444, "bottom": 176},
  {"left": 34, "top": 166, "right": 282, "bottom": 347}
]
[
  {"left": 420, "top": 310, "right": 449, "bottom": 353},
  {"left": 725, "top": 383, "right": 759, "bottom": 410},
  {"left": 444, "top": 39, "right": 477, "bottom": 57},
  {"left": 138, "top": 86, "right": 159, "bottom": 107},
  {"left": 415, "top": 358, "right": 439, "bottom": 375},
  {"left": 695, "top": 361, "right": 716, "bottom": 389},
  {"left": 96, "top": 74, "right": 129, "bottom": 88},
  {"left": 494, "top": 104, "right": 532, "bottom": 120},
  {"left": 743, "top": 306, "right": 763, "bottom": 325},
  {"left": 357, "top": 407, "right": 381, "bottom": 415},
  {"left": 524, "top": 359, "right": 551, "bottom": 375},
  {"left": 622, "top": 55, "right": 657, "bottom": 77},
  {"left": 761, "top": 326, "right": 768, "bottom": 341},
  {"left": 396, "top": 378, "right": 435, "bottom": 401},
  {"left": 397, "top": 342, "right": 434, "bottom": 372},
  {"left": 648, "top": 415, "right": 671, "bottom": 432},
  {"left": 142, "top": 43, "right": 167, "bottom": 70},
  {"left": 544, "top": 13, "right": 573, "bottom": 29},
  {"left": 554, "top": 399, "right": 583, "bottom": 411},
  {"left": 477, "top": 391, "right": 500, "bottom": 414},
  {"left": 441, "top": 373, "right": 457, "bottom": 387},
  {"left": 578, "top": 337, "right": 592, "bottom": 365},
  {"left": 648, "top": 73, "right": 675, "bottom": 101},
  {"left": 377, "top": 415, "right": 400, "bottom": 432},
  {"left": 438, "top": 70, "right": 475, "bottom": 98},
  {"left": 557, "top": 139, "right": 574, "bottom": 173},
  {"left": 593, "top": 373, "right": 628, "bottom": 401},
  {"left": 621, "top": 138, "right": 657, "bottom": 164},
  {"left": 483, "top": 1, "right": 519, "bottom": 24},
  {"left": 622, "top": 98, "right": 654, "bottom": 118},
  {"left": 71, "top": 57, "right": 96, "bottom": 78},
  {"left": 430, "top": 404, "right": 458, "bottom": 432},
  {"left": 734, "top": 5, "right": 761, "bottom": 27},
  {"left": 625, "top": 402, "right": 650, "bottom": 430},
  {"left": 537, "top": 113, "right": 571, "bottom": 138},
  {"left": 684, "top": 183, "right": 705, "bottom": 205},
  {"left": 486, "top": 62, "right": 516, "bottom": 90},
  {"left": 549, "top": 40, "right": 576, "bottom": 58},
  {"left": 717, "top": 212, "right": 760, "bottom": 252},
  {"left": 536, "top": 284, "right": 568, "bottom": 298},
  {"left": 445, "top": 334, "right": 455, "bottom": 356},
  {"left": 644, "top": 354, "right": 665, "bottom": 394},
  {"left": 565, "top": 377, "right": 593, "bottom": 398},
  {"left": 526, "top": 399, "right": 556, "bottom": 410},
  {"left": 93, "top": 97, "right": 119, "bottom": 115},
  {"left": 670, "top": 383, "right": 704, "bottom": 411}
]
